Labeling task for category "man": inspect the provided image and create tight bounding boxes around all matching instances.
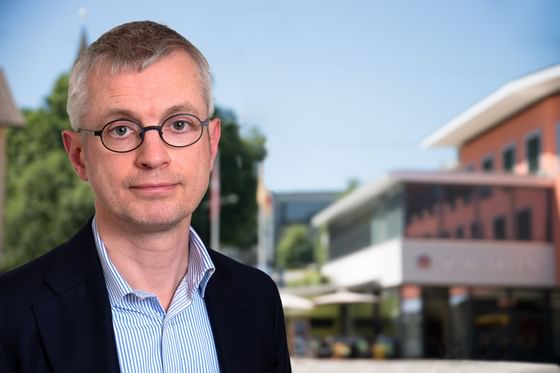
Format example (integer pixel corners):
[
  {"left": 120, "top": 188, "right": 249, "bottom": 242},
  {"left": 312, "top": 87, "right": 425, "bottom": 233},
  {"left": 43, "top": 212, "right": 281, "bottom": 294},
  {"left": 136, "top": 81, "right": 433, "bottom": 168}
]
[{"left": 0, "top": 21, "right": 291, "bottom": 373}]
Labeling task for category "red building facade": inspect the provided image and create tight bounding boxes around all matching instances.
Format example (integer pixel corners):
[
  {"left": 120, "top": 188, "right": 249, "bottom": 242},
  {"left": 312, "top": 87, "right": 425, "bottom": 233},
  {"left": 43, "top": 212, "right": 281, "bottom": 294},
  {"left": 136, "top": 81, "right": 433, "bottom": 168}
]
[{"left": 313, "top": 65, "right": 560, "bottom": 362}]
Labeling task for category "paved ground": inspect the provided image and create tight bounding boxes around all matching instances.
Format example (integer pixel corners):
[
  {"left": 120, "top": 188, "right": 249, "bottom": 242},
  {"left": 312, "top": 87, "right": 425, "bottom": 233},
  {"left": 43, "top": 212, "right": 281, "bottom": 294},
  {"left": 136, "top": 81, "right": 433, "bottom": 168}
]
[{"left": 291, "top": 359, "right": 559, "bottom": 373}]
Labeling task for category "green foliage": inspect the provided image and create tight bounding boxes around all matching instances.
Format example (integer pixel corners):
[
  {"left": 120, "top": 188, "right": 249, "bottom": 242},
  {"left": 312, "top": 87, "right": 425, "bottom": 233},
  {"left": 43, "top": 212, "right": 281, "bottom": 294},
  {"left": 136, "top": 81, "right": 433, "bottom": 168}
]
[
  {"left": 338, "top": 178, "right": 360, "bottom": 199},
  {"left": 285, "top": 268, "right": 327, "bottom": 287},
  {"left": 276, "top": 224, "right": 314, "bottom": 269},
  {"left": 7, "top": 77, "right": 71, "bottom": 172},
  {"left": 191, "top": 107, "right": 266, "bottom": 250},
  {"left": 3, "top": 74, "right": 94, "bottom": 270}
]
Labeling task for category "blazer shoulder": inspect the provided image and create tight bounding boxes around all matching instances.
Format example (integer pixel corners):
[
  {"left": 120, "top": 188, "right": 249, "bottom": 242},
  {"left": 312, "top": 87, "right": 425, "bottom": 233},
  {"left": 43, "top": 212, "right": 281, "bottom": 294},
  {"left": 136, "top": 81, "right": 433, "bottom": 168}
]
[
  {"left": 208, "top": 248, "right": 278, "bottom": 290},
  {"left": 0, "top": 220, "right": 96, "bottom": 303},
  {"left": 206, "top": 249, "right": 284, "bottom": 320},
  {"left": 0, "top": 245, "right": 61, "bottom": 300}
]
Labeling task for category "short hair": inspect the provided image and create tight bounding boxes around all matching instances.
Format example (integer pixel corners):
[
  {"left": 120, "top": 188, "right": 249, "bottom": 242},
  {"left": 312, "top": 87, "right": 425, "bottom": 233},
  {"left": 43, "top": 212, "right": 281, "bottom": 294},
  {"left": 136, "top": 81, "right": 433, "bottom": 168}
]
[{"left": 67, "top": 20, "right": 213, "bottom": 129}]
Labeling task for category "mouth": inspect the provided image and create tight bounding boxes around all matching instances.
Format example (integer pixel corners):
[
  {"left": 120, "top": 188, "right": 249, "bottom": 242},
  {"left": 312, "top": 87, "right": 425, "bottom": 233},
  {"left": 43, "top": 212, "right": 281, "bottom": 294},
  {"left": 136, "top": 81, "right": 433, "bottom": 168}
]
[{"left": 129, "top": 182, "right": 179, "bottom": 196}]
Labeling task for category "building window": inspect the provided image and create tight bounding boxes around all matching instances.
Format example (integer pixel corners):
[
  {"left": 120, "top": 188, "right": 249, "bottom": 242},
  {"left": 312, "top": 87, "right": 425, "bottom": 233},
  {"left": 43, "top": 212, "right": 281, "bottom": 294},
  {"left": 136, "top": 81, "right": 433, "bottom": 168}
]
[
  {"left": 526, "top": 133, "right": 541, "bottom": 174},
  {"left": 470, "top": 221, "right": 483, "bottom": 239},
  {"left": 385, "top": 192, "right": 403, "bottom": 239},
  {"left": 556, "top": 122, "right": 560, "bottom": 165},
  {"left": 502, "top": 145, "right": 515, "bottom": 172},
  {"left": 481, "top": 155, "right": 494, "bottom": 171},
  {"left": 455, "top": 226, "right": 464, "bottom": 238},
  {"left": 516, "top": 208, "right": 532, "bottom": 241},
  {"left": 493, "top": 216, "right": 506, "bottom": 240}
]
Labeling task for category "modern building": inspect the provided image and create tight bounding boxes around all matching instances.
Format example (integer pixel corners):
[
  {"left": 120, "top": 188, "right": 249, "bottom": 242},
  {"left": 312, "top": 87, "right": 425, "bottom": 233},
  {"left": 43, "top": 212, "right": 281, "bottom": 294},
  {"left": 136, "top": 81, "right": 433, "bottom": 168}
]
[
  {"left": 273, "top": 191, "right": 339, "bottom": 246},
  {"left": 0, "top": 70, "right": 25, "bottom": 259},
  {"left": 311, "top": 65, "right": 560, "bottom": 362}
]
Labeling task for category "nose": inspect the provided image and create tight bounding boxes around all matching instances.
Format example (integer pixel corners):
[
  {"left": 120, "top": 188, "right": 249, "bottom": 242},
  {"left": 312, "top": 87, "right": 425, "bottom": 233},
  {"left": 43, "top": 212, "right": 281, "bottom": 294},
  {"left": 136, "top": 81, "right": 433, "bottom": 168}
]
[{"left": 134, "top": 129, "right": 171, "bottom": 169}]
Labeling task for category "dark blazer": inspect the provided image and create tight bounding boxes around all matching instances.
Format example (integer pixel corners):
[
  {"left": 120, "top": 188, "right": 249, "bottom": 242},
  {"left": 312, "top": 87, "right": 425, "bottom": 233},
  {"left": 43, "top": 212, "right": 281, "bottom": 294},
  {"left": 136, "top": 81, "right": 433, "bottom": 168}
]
[{"left": 0, "top": 221, "right": 291, "bottom": 373}]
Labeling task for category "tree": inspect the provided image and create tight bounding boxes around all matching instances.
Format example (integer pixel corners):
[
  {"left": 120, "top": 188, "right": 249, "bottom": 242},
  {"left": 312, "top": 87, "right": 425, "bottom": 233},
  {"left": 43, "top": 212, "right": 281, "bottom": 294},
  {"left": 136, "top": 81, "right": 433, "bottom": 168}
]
[
  {"left": 3, "top": 75, "right": 94, "bottom": 270},
  {"left": 191, "top": 107, "right": 266, "bottom": 250},
  {"left": 276, "top": 224, "right": 314, "bottom": 269},
  {"left": 338, "top": 178, "right": 361, "bottom": 199},
  {"left": 2, "top": 74, "right": 266, "bottom": 271}
]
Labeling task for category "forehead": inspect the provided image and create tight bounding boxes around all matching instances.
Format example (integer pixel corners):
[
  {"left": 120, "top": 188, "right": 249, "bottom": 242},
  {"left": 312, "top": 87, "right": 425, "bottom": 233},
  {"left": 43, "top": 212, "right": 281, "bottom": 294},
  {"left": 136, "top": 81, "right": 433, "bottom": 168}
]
[{"left": 85, "top": 52, "right": 206, "bottom": 123}]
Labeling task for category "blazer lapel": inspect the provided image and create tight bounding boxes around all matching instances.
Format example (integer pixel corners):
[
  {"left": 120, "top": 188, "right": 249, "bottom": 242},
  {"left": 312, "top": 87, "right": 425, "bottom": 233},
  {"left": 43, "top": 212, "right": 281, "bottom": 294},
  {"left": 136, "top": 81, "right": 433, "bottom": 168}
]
[
  {"left": 204, "top": 251, "right": 264, "bottom": 373},
  {"left": 33, "top": 223, "right": 120, "bottom": 373}
]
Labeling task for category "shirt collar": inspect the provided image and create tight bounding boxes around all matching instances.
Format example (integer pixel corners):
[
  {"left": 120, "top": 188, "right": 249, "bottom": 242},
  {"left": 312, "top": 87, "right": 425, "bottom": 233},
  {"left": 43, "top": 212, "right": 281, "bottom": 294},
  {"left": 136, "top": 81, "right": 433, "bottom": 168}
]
[{"left": 92, "top": 217, "right": 215, "bottom": 308}]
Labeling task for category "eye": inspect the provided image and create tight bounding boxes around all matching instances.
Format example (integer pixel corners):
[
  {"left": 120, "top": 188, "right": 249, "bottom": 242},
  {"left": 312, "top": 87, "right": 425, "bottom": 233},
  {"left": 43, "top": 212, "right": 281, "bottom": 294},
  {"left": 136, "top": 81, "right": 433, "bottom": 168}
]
[
  {"left": 166, "top": 116, "right": 196, "bottom": 133},
  {"left": 105, "top": 121, "right": 137, "bottom": 139},
  {"left": 172, "top": 120, "right": 189, "bottom": 131},
  {"left": 113, "top": 126, "right": 130, "bottom": 136}
]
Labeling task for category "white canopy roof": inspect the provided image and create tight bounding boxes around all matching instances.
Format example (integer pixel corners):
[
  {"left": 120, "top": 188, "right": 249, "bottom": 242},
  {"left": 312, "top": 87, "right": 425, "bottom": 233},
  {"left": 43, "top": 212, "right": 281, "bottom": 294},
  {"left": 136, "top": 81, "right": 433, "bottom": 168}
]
[
  {"left": 279, "top": 291, "right": 314, "bottom": 311},
  {"left": 313, "top": 289, "right": 378, "bottom": 305},
  {"left": 423, "top": 64, "right": 560, "bottom": 148}
]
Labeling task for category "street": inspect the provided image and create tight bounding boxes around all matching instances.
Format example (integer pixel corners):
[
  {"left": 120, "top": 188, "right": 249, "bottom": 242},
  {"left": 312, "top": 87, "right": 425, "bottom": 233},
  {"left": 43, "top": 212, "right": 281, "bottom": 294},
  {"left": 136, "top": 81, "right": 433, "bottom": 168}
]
[{"left": 291, "top": 359, "right": 559, "bottom": 373}]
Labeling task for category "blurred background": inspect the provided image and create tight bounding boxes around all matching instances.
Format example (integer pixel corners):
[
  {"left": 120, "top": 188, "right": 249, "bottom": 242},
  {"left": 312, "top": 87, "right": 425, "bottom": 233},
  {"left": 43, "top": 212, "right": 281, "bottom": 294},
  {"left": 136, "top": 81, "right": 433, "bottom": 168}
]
[{"left": 1, "top": 0, "right": 560, "bottom": 368}]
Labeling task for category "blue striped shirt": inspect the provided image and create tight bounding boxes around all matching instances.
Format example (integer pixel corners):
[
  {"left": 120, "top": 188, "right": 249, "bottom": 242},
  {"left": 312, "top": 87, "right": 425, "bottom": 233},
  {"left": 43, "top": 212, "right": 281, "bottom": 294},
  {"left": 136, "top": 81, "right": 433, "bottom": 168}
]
[{"left": 92, "top": 218, "right": 220, "bottom": 373}]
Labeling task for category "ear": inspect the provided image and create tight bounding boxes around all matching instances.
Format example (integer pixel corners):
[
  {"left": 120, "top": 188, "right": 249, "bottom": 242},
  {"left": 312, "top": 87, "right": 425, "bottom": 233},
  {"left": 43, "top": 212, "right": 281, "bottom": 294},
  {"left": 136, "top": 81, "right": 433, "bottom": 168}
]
[
  {"left": 62, "top": 130, "right": 89, "bottom": 182},
  {"left": 208, "top": 117, "right": 221, "bottom": 170}
]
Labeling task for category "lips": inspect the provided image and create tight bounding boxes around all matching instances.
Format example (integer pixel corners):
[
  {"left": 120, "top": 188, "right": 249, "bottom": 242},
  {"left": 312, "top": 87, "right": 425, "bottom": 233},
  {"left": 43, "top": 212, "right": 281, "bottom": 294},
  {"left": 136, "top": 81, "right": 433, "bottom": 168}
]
[{"left": 129, "top": 182, "right": 179, "bottom": 196}]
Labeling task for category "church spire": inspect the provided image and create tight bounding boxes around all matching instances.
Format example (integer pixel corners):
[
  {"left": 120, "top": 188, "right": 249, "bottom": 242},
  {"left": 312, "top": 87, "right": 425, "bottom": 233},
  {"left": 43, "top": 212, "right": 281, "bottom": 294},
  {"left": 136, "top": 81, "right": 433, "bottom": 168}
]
[
  {"left": 76, "top": 27, "right": 88, "bottom": 60},
  {"left": 75, "top": 8, "right": 89, "bottom": 62}
]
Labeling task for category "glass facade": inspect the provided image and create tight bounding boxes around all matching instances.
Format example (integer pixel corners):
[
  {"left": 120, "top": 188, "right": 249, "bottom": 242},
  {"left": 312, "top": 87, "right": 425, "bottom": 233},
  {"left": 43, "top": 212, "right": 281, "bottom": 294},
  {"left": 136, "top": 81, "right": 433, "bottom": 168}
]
[
  {"left": 398, "top": 285, "right": 557, "bottom": 362},
  {"left": 467, "top": 287, "right": 552, "bottom": 361},
  {"left": 329, "top": 208, "right": 373, "bottom": 260},
  {"left": 329, "top": 187, "right": 403, "bottom": 260},
  {"left": 404, "top": 183, "right": 552, "bottom": 242},
  {"left": 326, "top": 181, "right": 553, "bottom": 260}
]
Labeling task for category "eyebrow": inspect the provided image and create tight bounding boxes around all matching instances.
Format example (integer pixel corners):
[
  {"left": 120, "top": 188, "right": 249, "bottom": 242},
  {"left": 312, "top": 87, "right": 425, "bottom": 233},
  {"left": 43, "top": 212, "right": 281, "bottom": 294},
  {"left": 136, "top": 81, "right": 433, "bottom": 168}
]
[
  {"left": 162, "top": 103, "right": 202, "bottom": 119},
  {"left": 100, "top": 102, "right": 203, "bottom": 125}
]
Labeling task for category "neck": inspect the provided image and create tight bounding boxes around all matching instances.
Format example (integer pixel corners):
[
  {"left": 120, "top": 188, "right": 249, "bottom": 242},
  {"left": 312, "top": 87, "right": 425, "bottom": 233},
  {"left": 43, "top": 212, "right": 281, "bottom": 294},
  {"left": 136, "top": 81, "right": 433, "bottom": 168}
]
[{"left": 95, "top": 214, "right": 191, "bottom": 311}]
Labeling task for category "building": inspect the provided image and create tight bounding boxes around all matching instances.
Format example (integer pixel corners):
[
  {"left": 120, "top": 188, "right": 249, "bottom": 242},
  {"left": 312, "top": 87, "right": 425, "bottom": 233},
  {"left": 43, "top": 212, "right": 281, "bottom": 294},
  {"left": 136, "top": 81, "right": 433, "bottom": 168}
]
[
  {"left": 311, "top": 65, "right": 560, "bottom": 362},
  {"left": 273, "top": 191, "right": 339, "bottom": 247},
  {"left": 0, "top": 70, "right": 25, "bottom": 259},
  {"left": 269, "top": 191, "right": 338, "bottom": 273}
]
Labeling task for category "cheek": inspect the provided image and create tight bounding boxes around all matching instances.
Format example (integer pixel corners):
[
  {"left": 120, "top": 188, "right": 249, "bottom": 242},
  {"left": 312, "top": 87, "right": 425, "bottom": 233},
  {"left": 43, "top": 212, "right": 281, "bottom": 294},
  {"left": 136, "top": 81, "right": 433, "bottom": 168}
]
[
  {"left": 179, "top": 152, "right": 212, "bottom": 194},
  {"left": 84, "top": 156, "right": 123, "bottom": 194},
  {"left": 88, "top": 167, "right": 112, "bottom": 198},
  {"left": 186, "top": 162, "right": 211, "bottom": 188}
]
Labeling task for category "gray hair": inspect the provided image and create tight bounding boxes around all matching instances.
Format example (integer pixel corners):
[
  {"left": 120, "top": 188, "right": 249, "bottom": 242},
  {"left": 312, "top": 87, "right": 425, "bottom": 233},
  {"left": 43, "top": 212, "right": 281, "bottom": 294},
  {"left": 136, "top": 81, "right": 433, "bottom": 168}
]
[{"left": 67, "top": 20, "right": 213, "bottom": 129}]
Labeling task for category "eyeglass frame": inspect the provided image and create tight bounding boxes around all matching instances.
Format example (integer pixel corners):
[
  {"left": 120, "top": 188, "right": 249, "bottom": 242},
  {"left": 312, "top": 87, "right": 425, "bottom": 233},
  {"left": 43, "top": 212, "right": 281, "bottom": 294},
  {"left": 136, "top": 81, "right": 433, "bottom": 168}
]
[{"left": 76, "top": 113, "right": 210, "bottom": 153}]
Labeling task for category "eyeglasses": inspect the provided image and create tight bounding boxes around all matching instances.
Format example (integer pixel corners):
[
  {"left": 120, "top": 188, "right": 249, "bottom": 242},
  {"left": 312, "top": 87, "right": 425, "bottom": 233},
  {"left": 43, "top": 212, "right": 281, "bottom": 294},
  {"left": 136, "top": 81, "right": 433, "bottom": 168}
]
[{"left": 77, "top": 113, "right": 209, "bottom": 153}]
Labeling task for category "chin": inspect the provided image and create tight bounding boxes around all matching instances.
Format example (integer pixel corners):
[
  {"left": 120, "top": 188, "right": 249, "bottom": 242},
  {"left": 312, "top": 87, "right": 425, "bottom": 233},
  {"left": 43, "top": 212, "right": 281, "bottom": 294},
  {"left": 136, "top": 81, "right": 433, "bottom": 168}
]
[{"left": 123, "top": 212, "right": 190, "bottom": 233}]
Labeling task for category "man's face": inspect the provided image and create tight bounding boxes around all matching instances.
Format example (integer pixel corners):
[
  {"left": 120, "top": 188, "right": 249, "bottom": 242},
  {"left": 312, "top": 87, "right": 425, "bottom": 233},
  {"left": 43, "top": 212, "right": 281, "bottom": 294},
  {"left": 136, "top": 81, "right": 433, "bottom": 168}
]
[{"left": 63, "top": 51, "right": 220, "bottom": 233}]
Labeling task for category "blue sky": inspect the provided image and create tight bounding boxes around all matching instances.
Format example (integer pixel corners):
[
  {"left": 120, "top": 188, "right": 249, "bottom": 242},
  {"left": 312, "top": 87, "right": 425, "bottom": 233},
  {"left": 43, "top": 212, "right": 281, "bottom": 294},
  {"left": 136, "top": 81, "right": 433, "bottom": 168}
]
[{"left": 1, "top": 0, "right": 559, "bottom": 191}]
